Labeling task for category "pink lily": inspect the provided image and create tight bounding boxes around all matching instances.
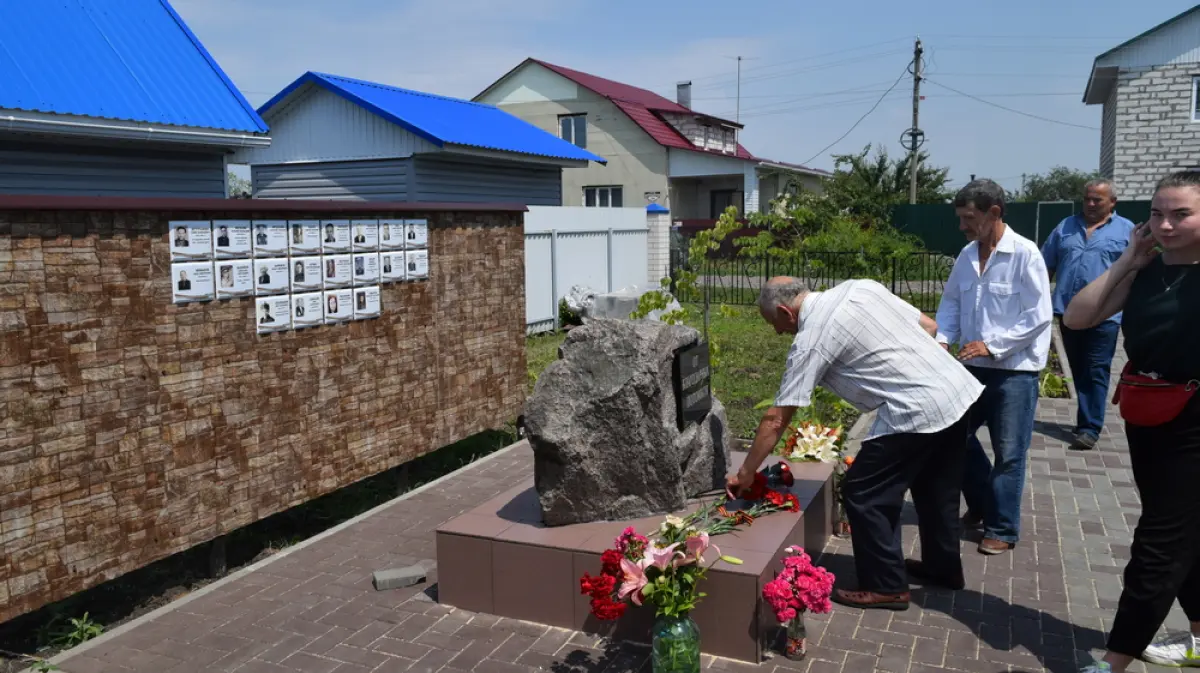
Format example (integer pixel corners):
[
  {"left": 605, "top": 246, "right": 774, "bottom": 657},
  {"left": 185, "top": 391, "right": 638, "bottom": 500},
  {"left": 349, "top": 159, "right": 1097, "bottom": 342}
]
[
  {"left": 683, "top": 532, "right": 719, "bottom": 564},
  {"left": 617, "top": 558, "right": 648, "bottom": 605},
  {"left": 646, "top": 543, "right": 681, "bottom": 571}
]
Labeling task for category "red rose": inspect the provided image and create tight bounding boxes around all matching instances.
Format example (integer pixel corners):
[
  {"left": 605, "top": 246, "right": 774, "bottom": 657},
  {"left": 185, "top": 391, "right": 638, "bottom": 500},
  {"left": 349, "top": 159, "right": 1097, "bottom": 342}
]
[
  {"left": 765, "top": 490, "right": 786, "bottom": 507},
  {"left": 580, "top": 573, "right": 599, "bottom": 596},
  {"left": 600, "top": 549, "right": 624, "bottom": 576},
  {"left": 784, "top": 493, "right": 800, "bottom": 512}
]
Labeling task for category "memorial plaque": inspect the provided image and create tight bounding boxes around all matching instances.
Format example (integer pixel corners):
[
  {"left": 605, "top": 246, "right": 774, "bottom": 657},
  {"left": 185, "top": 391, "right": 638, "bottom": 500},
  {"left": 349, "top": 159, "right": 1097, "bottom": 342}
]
[
  {"left": 213, "top": 220, "right": 252, "bottom": 259},
  {"left": 405, "top": 219, "right": 428, "bottom": 248},
  {"left": 290, "top": 256, "right": 323, "bottom": 292},
  {"left": 352, "top": 252, "right": 380, "bottom": 285},
  {"left": 169, "top": 221, "right": 212, "bottom": 261},
  {"left": 673, "top": 341, "right": 712, "bottom": 430},
  {"left": 323, "top": 289, "right": 353, "bottom": 323},
  {"left": 405, "top": 249, "right": 428, "bottom": 279},
  {"left": 251, "top": 220, "right": 289, "bottom": 257},
  {"left": 353, "top": 285, "right": 381, "bottom": 319},
  {"left": 292, "top": 292, "right": 324, "bottom": 329},
  {"left": 253, "top": 258, "right": 291, "bottom": 295},
  {"left": 380, "top": 219, "right": 405, "bottom": 250},
  {"left": 256, "top": 295, "right": 291, "bottom": 333},
  {"left": 170, "top": 261, "right": 215, "bottom": 303},
  {"left": 289, "top": 220, "right": 322, "bottom": 255},
  {"left": 215, "top": 259, "right": 254, "bottom": 299},
  {"left": 351, "top": 220, "right": 379, "bottom": 251},
  {"left": 323, "top": 254, "right": 353, "bottom": 288},
  {"left": 380, "top": 252, "right": 404, "bottom": 283},
  {"left": 321, "top": 220, "right": 352, "bottom": 253}
]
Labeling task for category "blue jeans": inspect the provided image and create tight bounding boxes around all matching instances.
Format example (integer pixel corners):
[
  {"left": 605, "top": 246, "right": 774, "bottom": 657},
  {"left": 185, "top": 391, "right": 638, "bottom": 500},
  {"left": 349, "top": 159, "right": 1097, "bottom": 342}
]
[
  {"left": 962, "top": 367, "right": 1039, "bottom": 544},
  {"left": 1059, "top": 319, "right": 1120, "bottom": 440}
]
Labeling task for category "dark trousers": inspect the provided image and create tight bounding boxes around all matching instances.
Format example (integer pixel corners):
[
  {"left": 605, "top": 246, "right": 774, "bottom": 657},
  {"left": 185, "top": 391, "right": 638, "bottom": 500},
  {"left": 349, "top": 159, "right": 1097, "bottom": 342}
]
[
  {"left": 842, "top": 410, "right": 972, "bottom": 594},
  {"left": 1060, "top": 320, "right": 1120, "bottom": 440},
  {"left": 1108, "top": 398, "right": 1200, "bottom": 656}
]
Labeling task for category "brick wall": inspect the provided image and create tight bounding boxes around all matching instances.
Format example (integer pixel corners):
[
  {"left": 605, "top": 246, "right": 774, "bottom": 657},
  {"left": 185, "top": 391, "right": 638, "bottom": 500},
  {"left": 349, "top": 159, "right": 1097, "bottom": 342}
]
[
  {"left": 0, "top": 201, "right": 527, "bottom": 623},
  {"left": 1113, "top": 64, "right": 1200, "bottom": 199}
]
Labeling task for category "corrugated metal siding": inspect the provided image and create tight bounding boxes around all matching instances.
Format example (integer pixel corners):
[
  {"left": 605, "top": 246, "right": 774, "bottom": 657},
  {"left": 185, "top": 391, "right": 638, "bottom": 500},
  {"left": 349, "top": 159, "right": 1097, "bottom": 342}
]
[
  {"left": 234, "top": 86, "right": 438, "bottom": 166},
  {"left": 1098, "top": 10, "right": 1200, "bottom": 68},
  {"left": 0, "top": 138, "right": 225, "bottom": 197},
  {"left": 411, "top": 155, "right": 561, "bottom": 206},
  {"left": 1100, "top": 86, "right": 1117, "bottom": 178},
  {"left": 251, "top": 158, "right": 410, "bottom": 201}
]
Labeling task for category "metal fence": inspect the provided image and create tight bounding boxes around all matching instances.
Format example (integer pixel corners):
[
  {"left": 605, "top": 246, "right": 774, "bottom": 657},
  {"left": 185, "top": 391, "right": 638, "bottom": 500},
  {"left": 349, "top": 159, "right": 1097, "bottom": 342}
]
[{"left": 669, "top": 250, "right": 955, "bottom": 313}]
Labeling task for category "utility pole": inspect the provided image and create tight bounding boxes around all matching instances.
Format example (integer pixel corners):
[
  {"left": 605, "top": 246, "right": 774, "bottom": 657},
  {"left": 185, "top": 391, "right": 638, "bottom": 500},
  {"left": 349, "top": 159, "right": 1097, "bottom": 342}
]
[{"left": 907, "top": 37, "right": 924, "bottom": 204}]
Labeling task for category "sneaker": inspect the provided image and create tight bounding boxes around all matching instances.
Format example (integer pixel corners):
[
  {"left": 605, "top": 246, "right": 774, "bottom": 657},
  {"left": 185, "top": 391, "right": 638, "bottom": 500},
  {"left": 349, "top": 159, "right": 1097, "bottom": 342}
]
[
  {"left": 1142, "top": 632, "right": 1200, "bottom": 667},
  {"left": 1079, "top": 662, "right": 1111, "bottom": 673},
  {"left": 1071, "top": 433, "right": 1098, "bottom": 451}
]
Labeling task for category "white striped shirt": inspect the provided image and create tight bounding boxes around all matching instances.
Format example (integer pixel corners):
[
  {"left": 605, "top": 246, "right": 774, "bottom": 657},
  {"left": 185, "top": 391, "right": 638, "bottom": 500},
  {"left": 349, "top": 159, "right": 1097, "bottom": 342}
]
[{"left": 777, "top": 279, "right": 985, "bottom": 441}]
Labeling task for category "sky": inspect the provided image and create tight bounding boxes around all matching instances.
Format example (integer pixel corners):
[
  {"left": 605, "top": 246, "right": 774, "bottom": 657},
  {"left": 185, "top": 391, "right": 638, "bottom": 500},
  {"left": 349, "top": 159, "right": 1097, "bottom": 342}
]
[{"left": 174, "top": 0, "right": 1199, "bottom": 194}]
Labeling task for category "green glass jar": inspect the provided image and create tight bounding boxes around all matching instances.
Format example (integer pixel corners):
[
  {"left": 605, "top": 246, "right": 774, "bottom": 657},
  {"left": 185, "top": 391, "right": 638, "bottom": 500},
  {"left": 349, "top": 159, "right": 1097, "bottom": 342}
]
[{"left": 651, "top": 614, "right": 701, "bottom": 673}]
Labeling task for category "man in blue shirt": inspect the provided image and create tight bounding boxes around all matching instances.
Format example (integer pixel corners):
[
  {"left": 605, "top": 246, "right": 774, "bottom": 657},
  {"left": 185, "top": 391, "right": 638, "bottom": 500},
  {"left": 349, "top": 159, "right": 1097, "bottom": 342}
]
[{"left": 1040, "top": 178, "right": 1134, "bottom": 450}]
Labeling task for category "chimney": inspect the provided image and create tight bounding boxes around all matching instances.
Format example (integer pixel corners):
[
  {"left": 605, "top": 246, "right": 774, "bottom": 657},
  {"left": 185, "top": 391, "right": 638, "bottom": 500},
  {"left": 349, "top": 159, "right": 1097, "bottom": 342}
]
[{"left": 676, "top": 81, "right": 692, "bottom": 109}]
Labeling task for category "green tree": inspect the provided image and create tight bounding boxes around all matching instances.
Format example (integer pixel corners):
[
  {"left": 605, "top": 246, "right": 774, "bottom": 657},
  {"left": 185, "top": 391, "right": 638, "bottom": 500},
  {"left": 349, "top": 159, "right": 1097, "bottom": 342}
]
[
  {"left": 1014, "top": 166, "right": 1100, "bottom": 202},
  {"left": 782, "top": 144, "right": 951, "bottom": 226},
  {"left": 227, "top": 172, "right": 252, "bottom": 199}
]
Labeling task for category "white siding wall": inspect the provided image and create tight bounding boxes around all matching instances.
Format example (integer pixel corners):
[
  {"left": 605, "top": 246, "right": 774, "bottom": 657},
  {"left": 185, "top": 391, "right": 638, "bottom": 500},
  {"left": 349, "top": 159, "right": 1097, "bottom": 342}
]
[
  {"left": 1097, "top": 10, "right": 1200, "bottom": 69},
  {"left": 232, "top": 85, "right": 439, "bottom": 165},
  {"left": 667, "top": 148, "right": 748, "bottom": 178},
  {"left": 523, "top": 206, "right": 648, "bottom": 332}
]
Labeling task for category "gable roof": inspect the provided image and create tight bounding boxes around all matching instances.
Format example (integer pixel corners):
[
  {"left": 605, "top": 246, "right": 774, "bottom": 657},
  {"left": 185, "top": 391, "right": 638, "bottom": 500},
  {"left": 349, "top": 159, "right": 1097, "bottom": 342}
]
[
  {"left": 260, "top": 72, "right": 606, "bottom": 165},
  {"left": 0, "top": 0, "right": 267, "bottom": 134},
  {"left": 1083, "top": 4, "right": 1200, "bottom": 104},
  {"left": 514, "top": 59, "right": 756, "bottom": 161}
]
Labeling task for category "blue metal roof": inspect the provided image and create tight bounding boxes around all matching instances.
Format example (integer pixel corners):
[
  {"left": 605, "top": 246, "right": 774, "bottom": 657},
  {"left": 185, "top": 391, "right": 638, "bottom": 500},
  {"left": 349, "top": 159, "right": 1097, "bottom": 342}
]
[
  {"left": 646, "top": 203, "right": 669, "bottom": 213},
  {"left": 0, "top": 0, "right": 267, "bottom": 133},
  {"left": 260, "top": 72, "right": 606, "bottom": 164}
]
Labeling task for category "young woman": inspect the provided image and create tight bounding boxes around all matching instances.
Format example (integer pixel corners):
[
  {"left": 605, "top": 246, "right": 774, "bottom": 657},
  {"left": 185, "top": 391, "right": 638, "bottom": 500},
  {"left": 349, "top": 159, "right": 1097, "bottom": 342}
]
[{"left": 1064, "top": 171, "right": 1200, "bottom": 672}]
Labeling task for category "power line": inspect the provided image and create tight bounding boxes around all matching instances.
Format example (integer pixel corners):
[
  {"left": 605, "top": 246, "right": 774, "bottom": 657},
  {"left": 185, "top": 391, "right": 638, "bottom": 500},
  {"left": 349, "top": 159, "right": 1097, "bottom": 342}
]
[
  {"left": 925, "top": 79, "right": 1100, "bottom": 130},
  {"left": 801, "top": 65, "right": 911, "bottom": 165}
]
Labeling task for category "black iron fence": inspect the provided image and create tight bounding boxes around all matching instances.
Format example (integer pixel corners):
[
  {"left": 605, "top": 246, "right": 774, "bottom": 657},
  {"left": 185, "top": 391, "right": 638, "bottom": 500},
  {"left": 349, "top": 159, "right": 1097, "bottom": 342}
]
[{"left": 669, "top": 250, "right": 954, "bottom": 313}]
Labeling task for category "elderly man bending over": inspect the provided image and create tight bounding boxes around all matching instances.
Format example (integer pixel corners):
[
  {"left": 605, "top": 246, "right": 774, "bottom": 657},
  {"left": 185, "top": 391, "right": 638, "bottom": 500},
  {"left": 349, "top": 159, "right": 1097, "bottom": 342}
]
[{"left": 727, "top": 276, "right": 984, "bottom": 610}]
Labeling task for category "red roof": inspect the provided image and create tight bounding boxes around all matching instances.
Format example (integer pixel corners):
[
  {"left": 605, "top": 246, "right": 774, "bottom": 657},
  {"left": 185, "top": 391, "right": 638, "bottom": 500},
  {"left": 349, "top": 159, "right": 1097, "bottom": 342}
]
[{"left": 531, "top": 59, "right": 757, "bottom": 161}]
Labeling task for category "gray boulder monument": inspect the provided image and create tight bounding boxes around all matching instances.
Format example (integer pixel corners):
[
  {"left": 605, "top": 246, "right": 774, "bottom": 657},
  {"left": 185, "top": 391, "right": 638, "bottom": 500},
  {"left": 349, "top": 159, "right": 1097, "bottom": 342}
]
[{"left": 525, "top": 319, "right": 731, "bottom": 526}]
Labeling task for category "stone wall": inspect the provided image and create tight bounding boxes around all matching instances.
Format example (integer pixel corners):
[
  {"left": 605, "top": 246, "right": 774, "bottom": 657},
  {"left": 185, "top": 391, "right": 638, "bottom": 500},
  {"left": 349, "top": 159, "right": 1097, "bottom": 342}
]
[
  {"left": 0, "top": 199, "right": 527, "bottom": 623},
  {"left": 1112, "top": 64, "right": 1200, "bottom": 199}
]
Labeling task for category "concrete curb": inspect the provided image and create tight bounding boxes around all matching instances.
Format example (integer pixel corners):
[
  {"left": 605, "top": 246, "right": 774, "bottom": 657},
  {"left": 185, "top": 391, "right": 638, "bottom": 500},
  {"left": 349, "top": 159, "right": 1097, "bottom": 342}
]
[
  {"left": 33, "top": 440, "right": 526, "bottom": 671},
  {"left": 1051, "top": 321, "right": 1075, "bottom": 400}
]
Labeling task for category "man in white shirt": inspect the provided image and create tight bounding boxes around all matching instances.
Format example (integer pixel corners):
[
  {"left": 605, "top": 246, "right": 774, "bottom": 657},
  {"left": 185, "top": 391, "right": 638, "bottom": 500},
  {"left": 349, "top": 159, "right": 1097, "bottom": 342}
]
[
  {"left": 934, "top": 179, "right": 1052, "bottom": 556},
  {"left": 728, "top": 276, "right": 985, "bottom": 610}
]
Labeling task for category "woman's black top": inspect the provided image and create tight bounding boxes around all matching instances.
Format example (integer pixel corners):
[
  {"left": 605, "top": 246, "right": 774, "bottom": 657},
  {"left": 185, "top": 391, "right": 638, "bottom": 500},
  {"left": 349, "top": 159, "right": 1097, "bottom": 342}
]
[{"left": 1121, "top": 256, "right": 1200, "bottom": 383}]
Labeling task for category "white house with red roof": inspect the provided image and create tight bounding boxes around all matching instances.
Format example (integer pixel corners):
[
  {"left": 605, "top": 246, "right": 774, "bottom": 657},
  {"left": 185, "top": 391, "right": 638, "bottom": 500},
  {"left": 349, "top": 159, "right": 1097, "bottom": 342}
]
[{"left": 475, "top": 58, "right": 828, "bottom": 223}]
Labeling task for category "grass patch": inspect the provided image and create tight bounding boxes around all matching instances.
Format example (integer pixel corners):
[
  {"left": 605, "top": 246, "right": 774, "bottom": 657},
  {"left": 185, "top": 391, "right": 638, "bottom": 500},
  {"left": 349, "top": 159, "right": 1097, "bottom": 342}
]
[{"left": 526, "top": 331, "right": 566, "bottom": 394}]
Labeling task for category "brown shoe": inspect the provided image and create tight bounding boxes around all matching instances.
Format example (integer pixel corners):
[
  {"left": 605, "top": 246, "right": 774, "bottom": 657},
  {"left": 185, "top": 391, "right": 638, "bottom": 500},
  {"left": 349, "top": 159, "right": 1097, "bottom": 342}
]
[
  {"left": 831, "top": 588, "right": 910, "bottom": 610},
  {"left": 978, "top": 538, "right": 1014, "bottom": 555}
]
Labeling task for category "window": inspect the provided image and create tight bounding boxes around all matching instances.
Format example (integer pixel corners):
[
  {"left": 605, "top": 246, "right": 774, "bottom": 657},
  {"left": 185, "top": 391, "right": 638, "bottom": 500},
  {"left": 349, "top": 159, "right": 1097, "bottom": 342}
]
[
  {"left": 1193, "top": 77, "right": 1200, "bottom": 122},
  {"left": 722, "top": 127, "right": 736, "bottom": 152},
  {"left": 584, "top": 186, "right": 623, "bottom": 207},
  {"left": 560, "top": 114, "right": 587, "bottom": 148}
]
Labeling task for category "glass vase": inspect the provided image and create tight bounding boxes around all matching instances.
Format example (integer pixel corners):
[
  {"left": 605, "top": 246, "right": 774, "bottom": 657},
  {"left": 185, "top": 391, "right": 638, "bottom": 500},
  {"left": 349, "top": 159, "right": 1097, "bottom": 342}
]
[
  {"left": 784, "top": 614, "right": 808, "bottom": 660},
  {"left": 651, "top": 614, "right": 701, "bottom": 673}
]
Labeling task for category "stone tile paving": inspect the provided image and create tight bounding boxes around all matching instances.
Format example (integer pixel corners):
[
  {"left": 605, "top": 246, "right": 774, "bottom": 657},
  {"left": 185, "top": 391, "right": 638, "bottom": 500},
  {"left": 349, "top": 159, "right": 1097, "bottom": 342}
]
[{"left": 51, "top": 338, "right": 1183, "bottom": 673}]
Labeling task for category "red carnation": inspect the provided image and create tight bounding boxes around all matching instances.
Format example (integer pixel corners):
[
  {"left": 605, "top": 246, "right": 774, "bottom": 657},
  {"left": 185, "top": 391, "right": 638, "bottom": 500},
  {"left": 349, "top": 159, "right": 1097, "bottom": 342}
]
[
  {"left": 784, "top": 493, "right": 800, "bottom": 512},
  {"left": 591, "top": 597, "right": 627, "bottom": 620},
  {"left": 600, "top": 549, "right": 624, "bottom": 576},
  {"left": 765, "top": 490, "right": 786, "bottom": 507}
]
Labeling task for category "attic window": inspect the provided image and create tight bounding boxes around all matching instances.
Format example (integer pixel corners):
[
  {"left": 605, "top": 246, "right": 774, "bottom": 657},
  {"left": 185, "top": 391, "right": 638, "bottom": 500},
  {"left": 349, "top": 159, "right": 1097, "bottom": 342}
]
[
  {"left": 560, "top": 114, "right": 587, "bottom": 148},
  {"left": 722, "top": 127, "right": 736, "bottom": 152}
]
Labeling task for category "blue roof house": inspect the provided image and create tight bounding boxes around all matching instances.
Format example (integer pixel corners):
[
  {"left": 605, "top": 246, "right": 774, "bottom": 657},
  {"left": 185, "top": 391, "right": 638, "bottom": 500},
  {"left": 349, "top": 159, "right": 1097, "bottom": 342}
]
[
  {"left": 0, "top": 0, "right": 269, "bottom": 197},
  {"left": 232, "top": 72, "right": 606, "bottom": 205}
]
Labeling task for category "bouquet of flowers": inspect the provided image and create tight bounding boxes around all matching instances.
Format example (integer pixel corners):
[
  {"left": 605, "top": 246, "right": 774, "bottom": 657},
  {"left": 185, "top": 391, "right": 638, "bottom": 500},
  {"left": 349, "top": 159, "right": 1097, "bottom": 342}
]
[
  {"left": 580, "top": 463, "right": 800, "bottom": 621},
  {"left": 781, "top": 422, "right": 842, "bottom": 464},
  {"left": 761, "top": 546, "right": 836, "bottom": 660}
]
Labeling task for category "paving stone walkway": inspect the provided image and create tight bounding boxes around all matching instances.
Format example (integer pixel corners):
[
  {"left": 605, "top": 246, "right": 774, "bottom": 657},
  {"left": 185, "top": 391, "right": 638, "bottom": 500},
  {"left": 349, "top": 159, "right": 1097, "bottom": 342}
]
[{"left": 49, "top": 337, "right": 1177, "bottom": 673}]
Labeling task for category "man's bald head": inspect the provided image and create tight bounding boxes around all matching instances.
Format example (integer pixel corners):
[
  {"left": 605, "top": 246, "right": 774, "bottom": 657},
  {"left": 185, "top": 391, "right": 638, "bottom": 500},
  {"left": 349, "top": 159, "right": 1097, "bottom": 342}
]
[{"left": 758, "top": 276, "right": 810, "bottom": 334}]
